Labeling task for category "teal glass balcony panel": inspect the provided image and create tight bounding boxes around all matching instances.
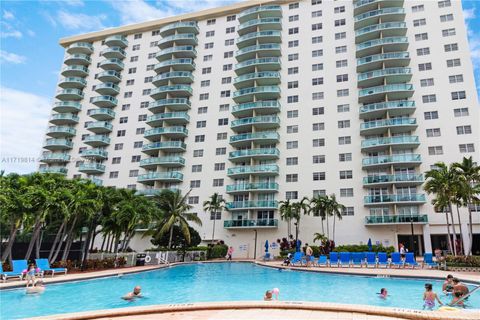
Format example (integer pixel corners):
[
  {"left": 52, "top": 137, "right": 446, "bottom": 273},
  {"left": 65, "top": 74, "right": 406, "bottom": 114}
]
[
  {"left": 64, "top": 54, "right": 91, "bottom": 66},
  {"left": 362, "top": 154, "right": 421, "bottom": 168},
  {"left": 144, "top": 126, "right": 188, "bottom": 140},
  {"left": 363, "top": 174, "right": 423, "bottom": 186},
  {"left": 44, "top": 139, "right": 73, "bottom": 150},
  {"left": 234, "top": 71, "right": 280, "bottom": 89},
  {"left": 66, "top": 42, "right": 94, "bottom": 55},
  {"left": 232, "top": 100, "right": 280, "bottom": 117},
  {"left": 360, "top": 118, "right": 417, "bottom": 135},
  {"left": 233, "top": 85, "right": 280, "bottom": 103},
  {"left": 90, "top": 95, "right": 118, "bottom": 107},
  {"left": 158, "top": 34, "right": 198, "bottom": 49},
  {"left": 359, "top": 100, "right": 415, "bottom": 119},
  {"left": 94, "top": 83, "right": 120, "bottom": 96},
  {"left": 55, "top": 89, "right": 84, "bottom": 101},
  {"left": 154, "top": 58, "right": 195, "bottom": 73},
  {"left": 358, "top": 84, "right": 414, "bottom": 104},
  {"left": 104, "top": 35, "right": 128, "bottom": 48},
  {"left": 39, "top": 167, "right": 68, "bottom": 175},
  {"left": 58, "top": 77, "right": 87, "bottom": 89},
  {"left": 46, "top": 126, "right": 76, "bottom": 138},
  {"left": 226, "top": 182, "right": 279, "bottom": 193},
  {"left": 146, "top": 112, "right": 190, "bottom": 126},
  {"left": 361, "top": 135, "right": 419, "bottom": 151},
  {"left": 88, "top": 177, "right": 103, "bottom": 186},
  {"left": 53, "top": 101, "right": 82, "bottom": 113},
  {"left": 86, "top": 121, "right": 113, "bottom": 134},
  {"left": 354, "top": 0, "right": 404, "bottom": 14},
  {"left": 148, "top": 98, "right": 191, "bottom": 113},
  {"left": 96, "top": 70, "right": 121, "bottom": 83},
  {"left": 225, "top": 200, "right": 279, "bottom": 210},
  {"left": 139, "top": 156, "right": 185, "bottom": 169},
  {"left": 40, "top": 153, "right": 71, "bottom": 163},
  {"left": 79, "top": 163, "right": 106, "bottom": 174},
  {"left": 100, "top": 47, "right": 127, "bottom": 59},
  {"left": 99, "top": 58, "right": 124, "bottom": 71},
  {"left": 230, "top": 131, "right": 280, "bottom": 146},
  {"left": 135, "top": 189, "right": 161, "bottom": 196},
  {"left": 142, "top": 141, "right": 187, "bottom": 155},
  {"left": 235, "top": 43, "right": 281, "bottom": 62},
  {"left": 224, "top": 219, "right": 278, "bottom": 228},
  {"left": 137, "top": 172, "right": 184, "bottom": 184},
  {"left": 235, "top": 57, "right": 281, "bottom": 74},
  {"left": 159, "top": 21, "right": 199, "bottom": 36},
  {"left": 61, "top": 65, "right": 88, "bottom": 77},
  {"left": 364, "top": 194, "right": 426, "bottom": 205},
  {"left": 365, "top": 214, "right": 428, "bottom": 225},
  {"left": 152, "top": 71, "right": 194, "bottom": 86},
  {"left": 80, "top": 148, "right": 108, "bottom": 159},
  {"left": 236, "top": 30, "right": 281, "bottom": 48},
  {"left": 83, "top": 135, "right": 110, "bottom": 147},
  {"left": 356, "top": 37, "right": 409, "bottom": 58},
  {"left": 227, "top": 164, "right": 279, "bottom": 177},
  {"left": 49, "top": 113, "right": 79, "bottom": 125},
  {"left": 150, "top": 85, "right": 194, "bottom": 103},
  {"left": 156, "top": 46, "right": 197, "bottom": 61},
  {"left": 355, "top": 22, "right": 407, "bottom": 43},
  {"left": 358, "top": 67, "right": 412, "bottom": 87},
  {"left": 356, "top": 52, "right": 410, "bottom": 73},
  {"left": 229, "top": 148, "right": 280, "bottom": 161},
  {"left": 238, "top": 17, "right": 282, "bottom": 35},
  {"left": 354, "top": 7, "right": 406, "bottom": 29},
  {"left": 238, "top": 5, "right": 282, "bottom": 23},
  {"left": 230, "top": 115, "right": 280, "bottom": 131},
  {"left": 87, "top": 108, "right": 115, "bottom": 121}
]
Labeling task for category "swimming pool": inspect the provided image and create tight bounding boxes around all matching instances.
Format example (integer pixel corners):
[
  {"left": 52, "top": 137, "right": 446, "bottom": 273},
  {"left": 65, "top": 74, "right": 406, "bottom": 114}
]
[{"left": 1, "top": 262, "right": 478, "bottom": 319}]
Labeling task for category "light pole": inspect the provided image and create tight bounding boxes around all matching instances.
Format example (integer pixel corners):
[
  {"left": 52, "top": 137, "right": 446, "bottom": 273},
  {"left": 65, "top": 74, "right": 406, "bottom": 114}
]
[
  {"left": 253, "top": 229, "right": 258, "bottom": 260},
  {"left": 410, "top": 216, "right": 416, "bottom": 257}
]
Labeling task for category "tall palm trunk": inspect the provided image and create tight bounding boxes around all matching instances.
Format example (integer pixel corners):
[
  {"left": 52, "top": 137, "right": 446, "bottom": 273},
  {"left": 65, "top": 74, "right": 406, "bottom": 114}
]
[
  {"left": 24, "top": 215, "right": 42, "bottom": 259},
  {"left": 332, "top": 215, "right": 336, "bottom": 242},
  {"left": 35, "top": 230, "right": 44, "bottom": 259},
  {"left": 326, "top": 214, "right": 330, "bottom": 239},
  {"left": 211, "top": 215, "right": 216, "bottom": 243},
  {"left": 124, "top": 232, "right": 135, "bottom": 252},
  {"left": 168, "top": 226, "right": 174, "bottom": 249},
  {"left": 48, "top": 220, "right": 66, "bottom": 262},
  {"left": 455, "top": 205, "right": 464, "bottom": 255},
  {"left": 448, "top": 204, "right": 458, "bottom": 256},
  {"left": 466, "top": 204, "right": 473, "bottom": 256},
  {"left": 445, "top": 210, "right": 454, "bottom": 255},
  {"left": 51, "top": 224, "right": 68, "bottom": 263},
  {"left": 321, "top": 219, "right": 324, "bottom": 234},
  {"left": 81, "top": 224, "right": 95, "bottom": 270},
  {"left": 101, "top": 233, "right": 109, "bottom": 252},
  {"left": 1, "top": 225, "right": 19, "bottom": 262},
  {"left": 61, "top": 215, "right": 78, "bottom": 261}
]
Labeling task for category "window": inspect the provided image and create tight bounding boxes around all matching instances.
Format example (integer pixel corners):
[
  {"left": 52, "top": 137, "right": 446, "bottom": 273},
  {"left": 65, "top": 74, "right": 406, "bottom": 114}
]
[
  {"left": 119, "top": 117, "right": 128, "bottom": 124},
  {"left": 411, "top": 5, "right": 424, "bottom": 12},
  {"left": 313, "top": 138, "right": 325, "bottom": 147},
  {"left": 415, "top": 33, "right": 428, "bottom": 41},
  {"left": 289, "top": 15, "right": 299, "bottom": 22},
  {"left": 426, "top": 128, "right": 441, "bottom": 137},
  {"left": 287, "top": 125, "right": 298, "bottom": 133},
  {"left": 288, "top": 53, "right": 299, "bottom": 61},
  {"left": 197, "top": 120, "right": 206, "bottom": 128},
  {"left": 140, "top": 101, "right": 149, "bottom": 109},
  {"left": 456, "top": 125, "right": 472, "bottom": 135},
  {"left": 142, "top": 89, "right": 151, "bottom": 96},
  {"left": 449, "top": 74, "right": 463, "bottom": 83},
  {"left": 312, "top": 63, "right": 323, "bottom": 71},
  {"left": 451, "top": 91, "right": 466, "bottom": 100},
  {"left": 222, "top": 64, "right": 232, "bottom": 71},
  {"left": 338, "top": 120, "right": 350, "bottom": 128},
  {"left": 192, "top": 165, "right": 202, "bottom": 173},
  {"left": 312, "top": 10, "right": 322, "bottom": 18},
  {"left": 289, "top": 27, "right": 299, "bottom": 35},
  {"left": 413, "top": 18, "right": 426, "bottom": 27},
  {"left": 147, "top": 52, "right": 156, "bottom": 59},
  {"left": 420, "top": 78, "right": 434, "bottom": 87},
  {"left": 206, "top": 30, "right": 215, "bottom": 37},
  {"left": 215, "top": 147, "right": 226, "bottom": 155},
  {"left": 438, "top": 0, "right": 451, "bottom": 8},
  {"left": 287, "top": 110, "right": 298, "bottom": 118},
  {"left": 134, "top": 33, "right": 142, "bottom": 39},
  {"left": 417, "top": 47, "right": 430, "bottom": 56},
  {"left": 195, "top": 135, "right": 205, "bottom": 143},
  {"left": 340, "top": 188, "right": 354, "bottom": 197},
  {"left": 144, "top": 76, "right": 153, "bottom": 83},
  {"left": 112, "top": 157, "right": 121, "bottom": 164},
  {"left": 459, "top": 144, "right": 475, "bottom": 153},
  {"left": 442, "top": 28, "right": 456, "bottom": 36},
  {"left": 286, "top": 174, "right": 298, "bottom": 182},
  {"left": 339, "top": 153, "right": 352, "bottom": 162},
  {"left": 124, "top": 91, "right": 133, "bottom": 98},
  {"left": 289, "top": 2, "right": 299, "bottom": 9},
  {"left": 130, "top": 56, "right": 138, "bottom": 62},
  {"left": 422, "top": 94, "right": 437, "bottom": 103},
  {"left": 312, "top": 36, "right": 322, "bottom": 44},
  {"left": 221, "top": 77, "right": 232, "bottom": 84},
  {"left": 203, "top": 55, "right": 213, "bottom": 62},
  {"left": 199, "top": 93, "right": 209, "bottom": 100},
  {"left": 122, "top": 104, "right": 130, "bottom": 111},
  {"left": 335, "top": 19, "right": 346, "bottom": 27},
  {"left": 337, "top": 89, "right": 349, "bottom": 97},
  {"left": 114, "top": 143, "right": 123, "bottom": 150},
  {"left": 225, "top": 39, "right": 234, "bottom": 46},
  {"left": 336, "top": 60, "right": 348, "bottom": 68},
  {"left": 220, "top": 90, "right": 230, "bottom": 98},
  {"left": 193, "top": 149, "right": 204, "bottom": 157},
  {"left": 312, "top": 49, "right": 323, "bottom": 57},
  {"left": 337, "top": 104, "right": 350, "bottom": 112},
  {"left": 286, "top": 191, "right": 298, "bottom": 200},
  {"left": 312, "top": 122, "right": 324, "bottom": 131},
  {"left": 207, "top": 18, "right": 216, "bottom": 25},
  {"left": 342, "top": 207, "right": 354, "bottom": 216},
  {"left": 337, "top": 74, "right": 348, "bottom": 82},
  {"left": 454, "top": 108, "right": 469, "bottom": 117},
  {"left": 226, "top": 14, "right": 236, "bottom": 21},
  {"left": 146, "top": 64, "right": 155, "bottom": 71},
  {"left": 204, "top": 42, "right": 213, "bottom": 49},
  {"left": 313, "top": 155, "right": 325, "bottom": 164},
  {"left": 117, "top": 130, "right": 126, "bottom": 137},
  {"left": 312, "top": 78, "right": 323, "bottom": 86},
  {"left": 338, "top": 136, "right": 351, "bottom": 145},
  {"left": 440, "top": 14, "right": 454, "bottom": 22},
  {"left": 287, "top": 141, "right": 298, "bottom": 149},
  {"left": 109, "top": 171, "right": 119, "bottom": 179},
  {"left": 312, "top": 23, "right": 322, "bottom": 31},
  {"left": 138, "top": 114, "right": 147, "bottom": 121},
  {"left": 428, "top": 146, "right": 444, "bottom": 155},
  {"left": 288, "top": 81, "right": 299, "bottom": 89},
  {"left": 288, "top": 67, "right": 299, "bottom": 74},
  {"left": 218, "top": 118, "right": 228, "bottom": 126},
  {"left": 447, "top": 58, "right": 461, "bottom": 67},
  {"left": 224, "top": 51, "right": 233, "bottom": 58},
  {"left": 129, "top": 170, "right": 139, "bottom": 178},
  {"left": 312, "top": 0, "right": 322, "bottom": 4},
  {"left": 136, "top": 128, "right": 145, "bottom": 135},
  {"left": 313, "top": 92, "right": 324, "bottom": 100},
  {"left": 335, "top": 46, "right": 348, "bottom": 54},
  {"left": 339, "top": 170, "right": 352, "bottom": 179},
  {"left": 444, "top": 43, "right": 458, "bottom": 52},
  {"left": 424, "top": 111, "right": 439, "bottom": 120},
  {"left": 214, "top": 163, "right": 225, "bottom": 171},
  {"left": 213, "top": 179, "right": 224, "bottom": 187},
  {"left": 288, "top": 40, "right": 299, "bottom": 47},
  {"left": 219, "top": 104, "right": 229, "bottom": 111},
  {"left": 334, "top": 6, "right": 345, "bottom": 13},
  {"left": 313, "top": 172, "right": 325, "bottom": 181},
  {"left": 190, "top": 180, "right": 201, "bottom": 188},
  {"left": 201, "top": 80, "right": 210, "bottom": 87},
  {"left": 217, "top": 132, "right": 227, "bottom": 140},
  {"left": 133, "top": 141, "right": 143, "bottom": 148},
  {"left": 188, "top": 196, "right": 199, "bottom": 205},
  {"left": 198, "top": 107, "right": 208, "bottom": 114},
  {"left": 312, "top": 107, "right": 324, "bottom": 115},
  {"left": 286, "top": 157, "right": 298, "bottom": 166},
  {"left": 132, "top": 44, "right": 140, "bottom": 51}
]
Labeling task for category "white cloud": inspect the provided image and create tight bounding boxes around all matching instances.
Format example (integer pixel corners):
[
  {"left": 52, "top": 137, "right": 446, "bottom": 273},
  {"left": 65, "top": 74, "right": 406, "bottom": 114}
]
[
  {"left": 0, "top": 22, "right": 22, "bottom": 38},
  {"left": 3, "top": 10, "right": 14, "bottom": 20},
  {"left": 463, "top": 7, "right": 480, "bottom": 75},
  {"left": 0, "top": 87, "right": 51, "bottom": 174},
  {"left": 63, "top": 0, "right": 84, "bottom": 6},
  {"left": 463, "top": 8, "right": 475, "bottom": 20},
  {"left": 27, "top": 29, "right": 36, "bottom": 37},
  {"left": 0, "top": 50, "right": 26, "bottom": 64},
  {"left": 57, "top": 10, "right": 107, "bottom": 31}
]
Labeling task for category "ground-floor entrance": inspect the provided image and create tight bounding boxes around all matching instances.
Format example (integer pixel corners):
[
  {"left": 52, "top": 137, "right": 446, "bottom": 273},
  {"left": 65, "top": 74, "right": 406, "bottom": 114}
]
[
  {"left": 431, "top": 233, "right": 480, "bottom": 255},
  {"left": 397, "top": 234, "right": 424, "bottom": 256}
]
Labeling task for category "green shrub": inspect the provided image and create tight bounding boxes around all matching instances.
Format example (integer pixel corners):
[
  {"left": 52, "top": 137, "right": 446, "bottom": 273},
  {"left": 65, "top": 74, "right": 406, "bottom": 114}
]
[
  {"left": 207, "top": 244, "right": 228, "bottom": 259},
  {"left": 333, "top": 244, "right": 395, "bottom": 254},
  {"left": 445, "top": 255, "right": 480, "bottom": 267}
]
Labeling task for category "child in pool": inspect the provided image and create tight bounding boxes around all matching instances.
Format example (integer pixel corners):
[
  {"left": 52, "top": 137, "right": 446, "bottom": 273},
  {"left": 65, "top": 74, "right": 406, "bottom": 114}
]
[
  {"left": 378, "top": 288, "right": 388, "bottom": 299},
  {"left": 264, "top": 290, "right": 273, "bottom": 301},
  {"left": 449, "top": 291, "right": 465, "bottom": 307},
  {"left": 423, "top": 283, "right": 443, "bottom": 310},
  {"left": 25, "top": 264, "right": 37, "bottom": 287},
  {"left": 26, "top": 280, "right": 45, "bottom": 294}
]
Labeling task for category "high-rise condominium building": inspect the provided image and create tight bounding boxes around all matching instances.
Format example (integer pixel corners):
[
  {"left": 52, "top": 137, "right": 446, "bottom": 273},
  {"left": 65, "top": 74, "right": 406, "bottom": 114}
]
[{"left": 40, "top": 0, "right": 479, "bottom": 258}]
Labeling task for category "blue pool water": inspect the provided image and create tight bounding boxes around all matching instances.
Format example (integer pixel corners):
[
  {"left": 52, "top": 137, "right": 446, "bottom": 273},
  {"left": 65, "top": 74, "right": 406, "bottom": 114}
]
[{"left": 1, "top": 262, "right": 479, "bottom": 319}]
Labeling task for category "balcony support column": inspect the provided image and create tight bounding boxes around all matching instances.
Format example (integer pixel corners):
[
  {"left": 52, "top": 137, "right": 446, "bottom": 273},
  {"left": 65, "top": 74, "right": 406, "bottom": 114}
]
[{"left": 422, "top": 224, "right": 432, "bottom": 254}]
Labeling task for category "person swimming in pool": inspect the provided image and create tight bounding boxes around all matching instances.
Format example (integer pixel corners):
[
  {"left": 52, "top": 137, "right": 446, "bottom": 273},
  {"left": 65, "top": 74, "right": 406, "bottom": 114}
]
[
  {"left": 264, "top": 290, "right": 273, "bottom": 301},
  {"left": 442, "top": 274, "right": 454, "bottom": 295},
  {"left": 449, "top": 291, "right": 465, "bottom": 308},
  {"left": 423, "top": 283, "right": 443, "bottom": 310},
  {"left": 378, "top": 288, "right": 388, "bottom": 299},
  {"left": 122, "top": 286, "right": 142, "bottom": 300}
]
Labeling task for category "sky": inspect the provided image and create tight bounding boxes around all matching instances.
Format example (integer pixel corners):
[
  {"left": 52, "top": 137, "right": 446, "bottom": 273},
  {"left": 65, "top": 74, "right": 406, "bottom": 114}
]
[{"left": 0, "top": 0, "right": 479, "bottom": 174}]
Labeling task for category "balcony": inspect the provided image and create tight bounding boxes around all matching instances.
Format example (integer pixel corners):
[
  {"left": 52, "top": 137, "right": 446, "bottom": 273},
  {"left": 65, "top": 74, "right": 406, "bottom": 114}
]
[
  {"left": 354, "top": 0, "right": 405, "bottom": 16},
  {"left": 86, "top": 121, "right": 113, "bottom": 134},
  {"left": 55, "top": 89, "right": 84, "bottom": 101},
  {"left": 160, "top": 21, "right": 199, "bottom": 36},
  {"left": 156, "top": 46, "right": 197, "bottom": 61},
  {"left": 61, "top": 65, "right": 88, "bottom": 77},
  {"left": 79, "top": 163, "right": 106, "bottom": 174},
  {"left": 354, "top": 7, "right": 406, "bottom": 29},
  {"left": 224, "top": 219, "right": 278, "bottom": 229},
  {"left": 233, "top": 86, "right": 280, "bottom": 103},
  {"left": 64, "top": 54, "right": 91, "bottom": 66},
  {"left": 236, "top": 30, "right": 281, "bottom": 49},
  {"left": 227, "top": 164, "right": 279, "bottom": 178},
  {"left": 158, "top": 34, "right": 198, "bottom": 49},
  {"left": 148, "top": 98, "right": 191, "bottom": 113},
  {"left": 39, "top": 153, "right": 71, "bottom": 163},
  {"left": 137, "top": 171, "right": 184, "bottom": 184},
  {"left": 49, "top": 113, "right": 79, "bottom": 125},
  {"left": 142, "top": 141, "right": 187, "bottom": 155},
  {"left": 99, "top": 58, "right": 124, "bottom": 71},
  {"left": 135, "top": 189, "right": 161, "bottom": 197},
  {"left": 229, "top": 148, "right": 279, "bottom": 162},
  {"left": 53, "top": 101, "right": 82, "bottom": 113},
  {"left": 238, "top": 17, "right": 282, "bottom": 35},
  {"left": 139, "top": 156, "right": 185, "bottom": 169},
  {"left": 88, "top": 176, "right": 103, "bottom": 186},
  {"left": 96, "top": 70, "right": 121, "bottom": 83},
  {"left": 355, "top": 22, "right": 407, "bottom": 43},
  {"left": 234, "top": 72, "right": 280, "bottom": 89},
  {"left": 90, "top": 95, "right": 117, "bottom": 107},
  {"left": 358, "top": 84, "right": 414, "bottom": 104},
  {"left": 144, "top": 126, "right": 188, "bottom": 140},
  {"left": 364, "top": 194, "right": 426, "bottom": 205},
  {"left": 231, "top": 115, "right": 280, "bottom": 131},
  {"left": 100, "top": 47, "right": 126, "bottom": 59},
  {"left": 146, "top": 112, "right": 189, "bottom": 126},
  {"left": 104, "top": 35, "right": 128, "bottom": 48},
  {"left": 66, "top": 42, "right": 93, "bottom": 55},
  {"left": 235, "top": 57, "right": 281, "bottom": 75},
  {"left": 357, "top": 52, "right": 410, "bottom": 73},
  {"left": 80, "top": 148, "right": 108, "bottom": 160},
  {"left": 44, "top": 138, "right": 73, "bottom": 150},
  {"left": 358, "top": 67, "right": 412, "bottom": 87},
  {"left": 154, "top": 58, "right": 195, "bottom": 73},
  {"left": 93, "top": 83, "right": 120, "bottom": 96},
  {"left": 360, "top": 118, "right": 417, "bottom": 135},
  {"left": 362, "top": 174, "right": 424, "bottom": 187},
  {"left": 152, "top": 71, "right": 193, "bottom": 86},
  {"left": 361, "top": 135, "right": 419, "bottom": 151},
  {"left": 226, "top": 182, "right": 279, "bottom": 194},
  {"left": 356, "top": 37, "right": 409, "bottom": 58},
  {"left": 225, "top": 200, "right": 278, "bottom": 210},
  {"left": 46, "top": 126, "right": 76, "bottom": 138},
  {"left": 365, "top": 214, "right": 428, "bottom": 226},
  {"left": 58, "top": 77, "right": 87, "bottom": 89},
  {"left": 235, "top": 43, "right": 281, "bottom": 62},
  {"left": 232, "top": 100, "right": 280, "bottom": 117},
  {"left": 238, "top": 5, "right": 282, "bottom": 23},
  {"left": 362, "top": 154, "right": 421, "bottom": 168},
  {"left": 83, "top": 135, "right": 110, "bottom": 147},
  {"left": 230, "top": 131, "right": 279, "bottom": 147},
  {"left": 39, "top": 167, "right": 68, "bottom": 175},
  {"left": 150, "top": 85, "right": 193, "bottom": 99},
  {"left": 87, "top": 108, "right": 115, "bottom": 121},
  {"left": 359, "top": 100, "right": 415, "bottom": 119}
]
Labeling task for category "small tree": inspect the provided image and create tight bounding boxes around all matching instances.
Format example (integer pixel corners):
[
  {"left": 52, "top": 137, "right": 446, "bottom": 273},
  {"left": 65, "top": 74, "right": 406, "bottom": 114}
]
[{"left": 203, "top": 193, "right": 226, "bottom": 243}]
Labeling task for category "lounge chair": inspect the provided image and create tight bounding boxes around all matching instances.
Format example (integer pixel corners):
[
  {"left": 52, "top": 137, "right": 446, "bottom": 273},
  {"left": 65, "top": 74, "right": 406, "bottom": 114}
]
[
  {"left": 365, "top": 252, "right": 377, "bottom": 268},
  {"left": 351, "top": 252, "right": 364, "bottom": 267},
  {"left": 1, "top": 260, "right": 28, "bottom": 282},
  {"left": 339, "top": 252, "right": 351, "bottom": 267},
  {"left": 317, "top": 255, "right": 328, "bottom": 267},
  {"left": 35, "top": 258, "right": 67, "bottom": 277},
  {"left": 377, "top": 252, "right": 389, "bottom": 268},
  {"left": 290, "top": 252, "right": 304, "bottom": 266},
  {"left": 390, "top": 252, "right": 404, "bottom": 268},
  {"left": 404, "top": 253, "right": 419, "bottom": 268},
  {"left": 422, "top": 253, "right": 438, "bottom": 269},
  {"left": 329, "top": 252, "right": 339, "bottom": 267},
  {"left": 0, "top": 263, "right": 22, "bottom": 282}
]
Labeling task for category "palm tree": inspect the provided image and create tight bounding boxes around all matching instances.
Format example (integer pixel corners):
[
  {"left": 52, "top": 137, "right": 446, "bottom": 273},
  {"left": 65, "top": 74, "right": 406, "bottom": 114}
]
[
  {"left": 313, "top": 232, "right": 327, "bottom": 244},
  {"left": 326, "top": 194, "right": 345, "bottom": 242},
  {"left": 309, "top": 195, "right": 328, "bottom": 234},
  {"left": 203, "top": 193, "right": 226, "bottom": 243},
  {"left": 279, "top": 199, "right": 294, "bottom": 239},
  {"left": 291, "top": 197, "right": 309, "bottom": 243}
]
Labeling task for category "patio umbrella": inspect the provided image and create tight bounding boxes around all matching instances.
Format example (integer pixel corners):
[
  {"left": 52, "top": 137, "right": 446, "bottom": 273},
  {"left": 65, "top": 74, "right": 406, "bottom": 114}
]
[
  {"left": 367, "top": 238, "right": 373, "bottom": 252},
  {"left": 265, "top": 240, "right": 269, "bottom": 253}
]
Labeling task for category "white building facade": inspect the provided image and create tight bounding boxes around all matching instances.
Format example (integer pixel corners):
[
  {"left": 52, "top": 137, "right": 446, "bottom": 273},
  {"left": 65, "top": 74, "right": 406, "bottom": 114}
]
[{"left": 40, "top": 0, "right": 480, "bottom": 258}]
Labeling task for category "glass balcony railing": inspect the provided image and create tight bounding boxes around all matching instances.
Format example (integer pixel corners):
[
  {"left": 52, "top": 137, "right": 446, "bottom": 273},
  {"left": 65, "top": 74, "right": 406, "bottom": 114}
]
[
  {"left": 150, "top": 85, "right": 193, "bottom": 97},
  {"left": 40, "top": 153, "right": 71, "bottom": 163},
  {"left": 90, "top": 95, "right": 118, "bottom": 107},
  {"left": 144, "top": 126, "right": 188, "bottom": 137},
  {"left": 364, "top": 194, "right": 426, "bottom": 204},
  {"left": 64, "top": 54, "right": 91, "bottom": 65},
  {"left": 232, "top": 100, "right": 280, "bottom": 115},
  {"left": 50, "top": 113, "right": 79, "bottom": 124},
  {"left": 104, "top": 35, "right": 128, "bottom": 47},
  {"left": 142, "top": 141, "right": 187, "bottom": 152},
  {"left": 229, "top": 148, "right": 280, "bottom": 160},
  {"left": 53, "top": 101, "right": 82, "bottom": 113},
  {"left": 46, "top": 126, "right": 76, "bottom": 136},
  {"left": 236, "top": 30, "right": 281, "bottom": 47},
  {"left": 358, "top": 67, "right": 411, "bottom": 82},
  {"left": 224, "top": 219, "right": 278, "bottom": 228},
  {"left": 96, "top": 70, "right": 122, "bottom": 82},
  {"left": 235, "top": 43, "right": 281, "bottom": 59},
  {"left": 357, "top": 37, "right": 408, "bottom": 51},
  {"left": 87, "top": 108, "right": 116, "bottom": 120},
  {"left": 363, "top": 174, "right": 423, "bottom": 185},
  {"left": 354, "top": 7, "right": 405, "bottom": 22},
  {"left": 99, "top": 58, "right": 125, "bottom": 70},
  {"left": 360, "top": 118, "right": 416, "bottom": 130},
  {"left": 86, "top": 121, "right": 113, "bottom": 132},
  {"left": 152, "top": 71, "right": 194, "bottom": 84},
  {"left": 357, "top": 52, "right": 410, "bottom": 67},
  {"left": 227, "top": 164, "right": 279, "bottom": 176},
  {"left": 55, "top": 89, "right": 84, "bottom": 100},
  {"left": 39, "top": 167, "right": 68, "bottom": 175},
  {"left": 148, "top": 98, "right": 191, "bottom": 112},
  {"left": 158, "top": 34, "right": 198, "bottom": 48},
  {"left": 155, "top": 46, "right": 196, "bottom": 61},
  {"left": 83, "top": 135, "right": 110, "bottom": 145},
  {"left": 362, "top": 154, "right": 421, "bottom": 166},
  {"left": 238, "top": 5, "right": 282, "bottom": 22},
  {"left": 139, "top": 156, "right": 185, "bottom": 167},
  {"left": 356, "top": 22, "right": 407, "bottom": 37},
  {"left": 234, "top": 71, "right": 280, "bottom": 84},
  {"left": 100, "top": 47, "right": 127, "bottom": 59},
  {"left": 44, "top": 139, "right": 73, "bottom": 148},
  {"left": 235, "top": 57, "right": 281, "bottom": 71},
  {"left": 359, "top": 100, "right": 415, "bottom": 114},
  {"left": 361, "top": 135, "right": 419, "bottom": 148},
  {"left": 154, "top": 58, "right": 195, "bottom": 71},
  {"left": 93, "top": 83, "right": 120, "bottom": 95},
  {"left": 358, "top": 83, "right": 414, "bottom": 97},
  {"left": 231, "top": 116, "right": 280, "bottom": 128},
  {"left": 365, "top": 214, "right": 428, "bottom": 224},
  {"left": 80, "top": 148, "right": 108, "bottom": 159},
  {"left": 137, "top": 171, "right": 184, "bottom": 182},
  {"left": 160, "top": 21, "right": 198, "bottom": 35},
  {"left": 230, "top": 131, "right": 279, "bottom": 144},
  {"left": 58, "top": 77, "right": 87, "bottom": 88},
  {"left": 61, "top": 65, "right": 88, "bottom": 77},
  {"left": 67, "top": 42, "right": 93, "bottom": 54},
  {"left": 226, "top": 182, "right": 279, "bottom": 193},
  {"left": 146, "top": 112, "right": 190, "bottom": 124},
  {"left": 238, "top": 17, "right": 281, "bottom": 31},
  {"left": 79, "top": 163, "right": 106, "bottom": 173},
  {"left": 225, "top": 200, "right": 279, "bottom": 210},
  {"left": 233, "top": 86, "right": 280, "bottom": 100}
]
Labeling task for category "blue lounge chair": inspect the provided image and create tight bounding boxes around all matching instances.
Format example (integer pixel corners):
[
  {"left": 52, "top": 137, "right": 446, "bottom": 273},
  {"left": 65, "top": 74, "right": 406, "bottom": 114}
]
[
  {"left": 422, "top": 253, "right": 437, "bottom": 268},
  {"left": 263, "top": 252, "right": 271, "bottom": 261},
  {"left": 339, "top": 252, "right": 351, "bottom": 267},
  {"left": 0, "top": 263, "right": 22, "bottom": 282},
  {"left": 377, "top": 252, "right": 389, "bottom": 268},
  {"left": 365, "top": 252, "right": 377, "bottom": 268},
  {"left": 290, "top": 252, "right": 304, "bottom": 266},
  {"left": 35, "top": 258, "right": 67, "bottom": 277},
  {"left": 351, "top": 252, "right": 364, "bottom": 267},
  {"left": 317, "top": 255, "right": 328, "bottom": 267},
  {"left": 390, "top": 252, "right": 404, "bottom": 268},
  {"left": 329, "top": 252, "right": 339, "bottom": 267},
  {"left": 404, "top": 253, "right": 419, "bottom": 268},
  {"left": 2, "top": 260, "right": 28, "bottom": 282}
]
